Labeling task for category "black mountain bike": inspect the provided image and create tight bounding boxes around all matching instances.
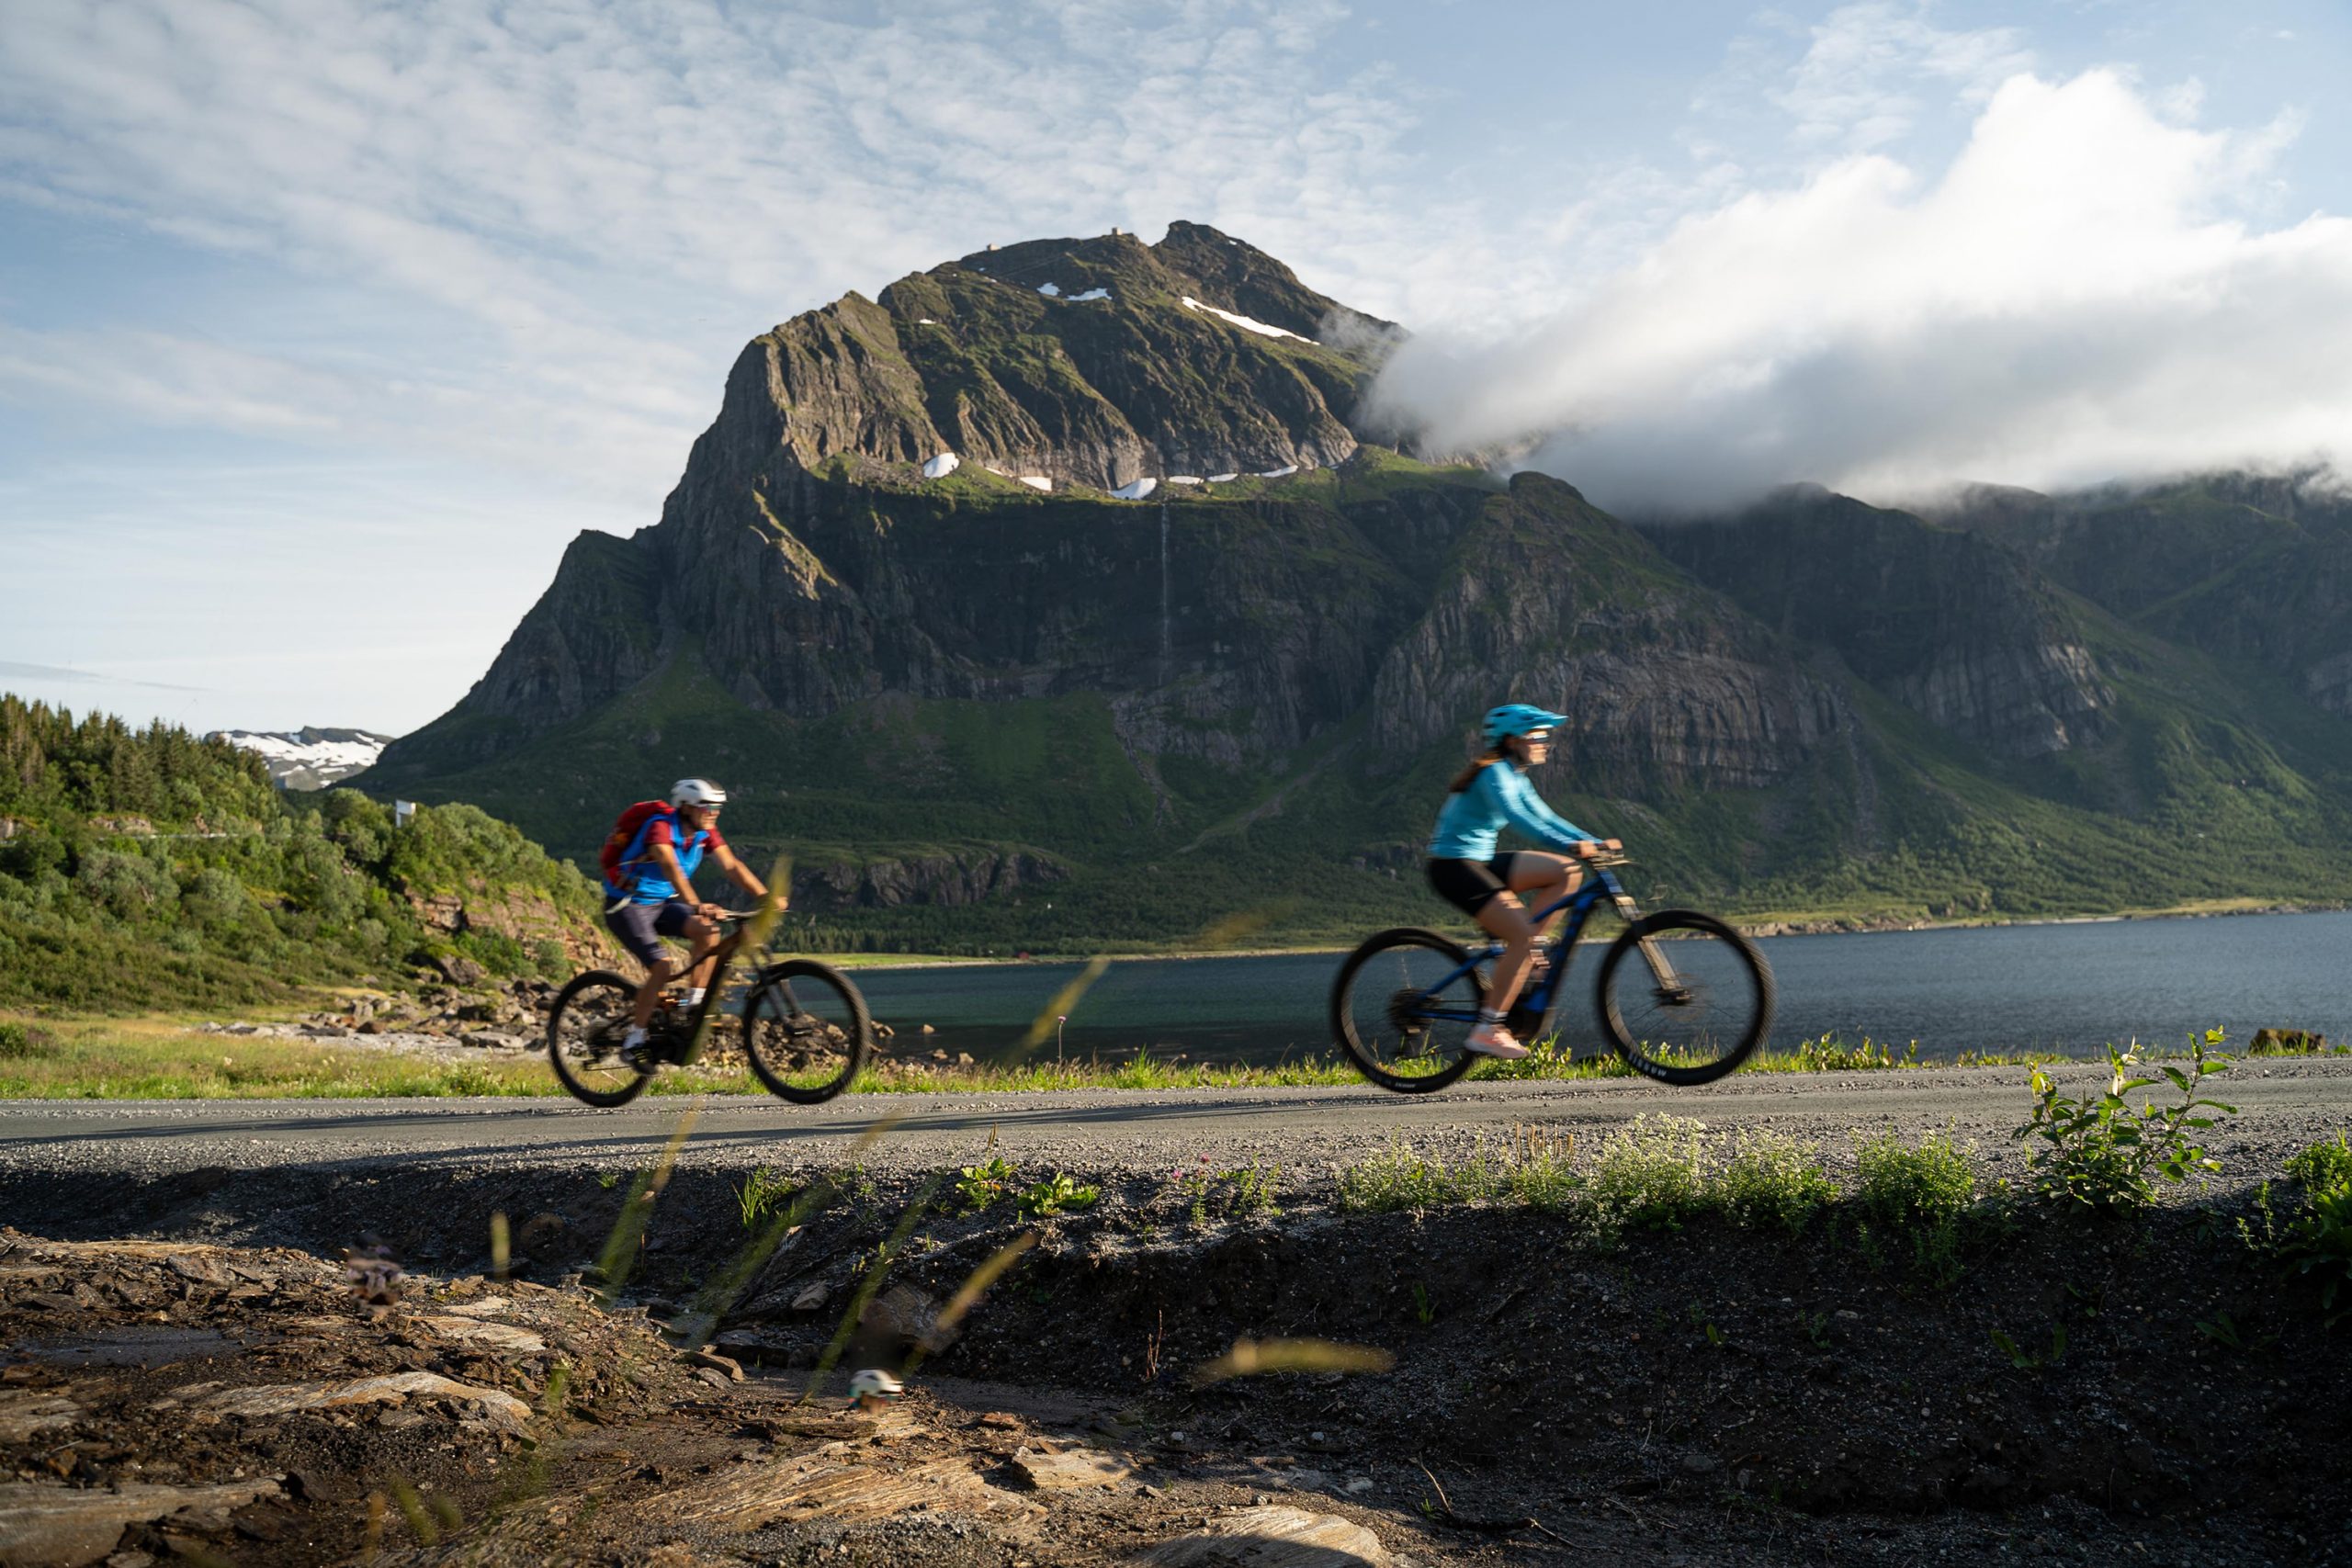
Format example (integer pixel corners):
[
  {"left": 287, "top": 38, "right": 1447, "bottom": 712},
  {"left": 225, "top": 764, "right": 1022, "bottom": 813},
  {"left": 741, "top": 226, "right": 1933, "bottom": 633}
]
[
  {"left": 545, "top": 916, "right": 870, "bottom": 1107},
  {"left": 1331, "top": 851, "right": 1774, "bottom": 1092}
]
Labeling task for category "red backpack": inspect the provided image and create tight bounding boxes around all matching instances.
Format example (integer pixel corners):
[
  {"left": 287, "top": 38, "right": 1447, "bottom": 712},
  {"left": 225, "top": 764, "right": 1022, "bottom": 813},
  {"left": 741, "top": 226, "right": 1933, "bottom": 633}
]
[{"left": 599, "top": 800, "right": 675, "bottom": 887}]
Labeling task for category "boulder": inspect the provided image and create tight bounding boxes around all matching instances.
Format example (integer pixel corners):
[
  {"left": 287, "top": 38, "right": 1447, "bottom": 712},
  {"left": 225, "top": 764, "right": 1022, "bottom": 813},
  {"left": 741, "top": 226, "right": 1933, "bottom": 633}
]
[{"left": 1145, "top": 1505, "right": 1392, "bottom": 1567}]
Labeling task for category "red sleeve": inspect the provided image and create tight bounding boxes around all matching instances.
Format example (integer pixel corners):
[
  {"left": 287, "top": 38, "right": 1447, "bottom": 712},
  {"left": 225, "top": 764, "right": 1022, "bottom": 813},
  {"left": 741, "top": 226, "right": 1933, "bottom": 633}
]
[
  {"left": 642, "top": 817, "right": 676, "bottom": 849},
  {"left": 705, "top": 825, "right": 729, "bottom": 855}
]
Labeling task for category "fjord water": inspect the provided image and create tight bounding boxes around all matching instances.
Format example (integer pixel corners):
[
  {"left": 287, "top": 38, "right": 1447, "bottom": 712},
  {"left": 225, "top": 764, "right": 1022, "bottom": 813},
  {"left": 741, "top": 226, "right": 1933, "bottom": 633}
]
[{"left": 848, "top": 911, "right": 2352, "bottom": 1067}]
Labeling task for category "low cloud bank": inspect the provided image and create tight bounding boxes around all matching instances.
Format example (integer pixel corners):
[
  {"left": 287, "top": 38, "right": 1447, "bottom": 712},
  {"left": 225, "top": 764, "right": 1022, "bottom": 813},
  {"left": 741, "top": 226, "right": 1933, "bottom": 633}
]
[{"left": 1364, "top": 70, "right": 2352, "bottom": 514}]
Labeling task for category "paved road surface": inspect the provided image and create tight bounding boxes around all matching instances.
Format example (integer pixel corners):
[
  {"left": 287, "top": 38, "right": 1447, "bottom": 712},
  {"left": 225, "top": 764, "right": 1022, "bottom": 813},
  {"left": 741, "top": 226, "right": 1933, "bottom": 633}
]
[{"left": 6, "top": 1059, "right": 2348, "bottom": 1181}]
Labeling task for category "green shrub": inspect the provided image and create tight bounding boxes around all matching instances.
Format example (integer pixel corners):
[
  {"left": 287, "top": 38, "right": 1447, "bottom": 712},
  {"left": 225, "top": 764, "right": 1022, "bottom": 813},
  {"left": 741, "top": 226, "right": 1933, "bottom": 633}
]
[
  {"left": 181, "top": 866, "right": 254, "bottom": 931},
  {"left": 0, "top": 1021, "right": 58, "bottom": 1060},
  {"left": 1335, "top": 1134, "right": 1578, "bottom": 1214},
  {"left": 1336, "top": 1142, "right": 1474, "bottom": 1213},
  {"left": 75, "top": 849, "right": 178, "bottom": 921},
  {"left": 1713, "top": 1127, "right": 1835, "bottom": 1234},
  {"left": 2278, "top": 1133, "right": 2352, "bottom": 1324},
  {"left": 2286, "top": 1132, "right": 2352, "bottom": 1193},
  {"left": 2013, "top": 1031, "right": 2238, "bottom": 1212},
  {"left": 1587, "top": 1114, "right": 1710, "bottom": 1237},
  {"left": 1016, "top": 1172, "right": 1100, "bottom": 1218},
  {"left": 1852, "top": 1127, "right": 1976, "bottom": 1228},
  {"left": 1791, "top": 1035, "right": 1911, "bottom": 1071},
  {"left": 956, "top": 1154, "right": 1018, "bottom": 1210}
]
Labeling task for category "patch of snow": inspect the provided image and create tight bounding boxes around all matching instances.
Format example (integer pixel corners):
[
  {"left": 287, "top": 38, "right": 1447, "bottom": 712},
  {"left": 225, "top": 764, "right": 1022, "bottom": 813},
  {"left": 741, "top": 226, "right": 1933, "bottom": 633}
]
[
  {"left": 1255, "top": 465, "right": 1299, "bottom": 479},
  {"left": 1069, "top": 287, "right": 1110, "bottom": 302},
  {"left": 1207, "top": 472, "right": 1239, "bottom": 483},
  {"left": 1036, "top": 282, "right": 1061, "bottom": 298},
  {"left": 1018, "top": 475, "right": 1052, "bottom": 491},
  {"left": 922, "top": 452, "right": 961, "bottom": 479},
  {"left": 1109, "top": 478, "right": 1159, "bottom": 501},
  {"left": 214, "top": 728, "right": 395, "bottom": 789},
  {"left": 918, "top": 317, "right": 940, "bottom": 324},
  {"left": 1165, "top": 476, "right": 1203, "bottom": 486},
  {"left": 1178, "top": 296, "right": 1315, "bottom": 344}
]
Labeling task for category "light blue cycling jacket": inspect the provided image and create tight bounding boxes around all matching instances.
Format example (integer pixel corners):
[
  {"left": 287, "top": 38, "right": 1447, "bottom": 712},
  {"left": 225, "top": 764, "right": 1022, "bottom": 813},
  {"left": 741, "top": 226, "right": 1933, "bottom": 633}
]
[{"left": 1427, "top": 761, "right": 1591, "bottom": 861}]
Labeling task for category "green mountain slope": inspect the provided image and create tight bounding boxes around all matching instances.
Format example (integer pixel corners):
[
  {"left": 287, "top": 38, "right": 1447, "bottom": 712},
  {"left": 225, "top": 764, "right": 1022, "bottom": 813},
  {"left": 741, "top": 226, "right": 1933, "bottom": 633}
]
[{"left": 0, "top": 696, "right": 616, "bottom": 1010}]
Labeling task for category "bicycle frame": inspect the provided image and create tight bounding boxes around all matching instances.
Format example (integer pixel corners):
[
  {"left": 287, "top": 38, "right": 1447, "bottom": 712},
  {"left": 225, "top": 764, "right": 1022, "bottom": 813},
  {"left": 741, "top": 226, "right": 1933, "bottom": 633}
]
[
  {"left": 662, "top": 919, "right": 760, "bottom": 1067},
  {"left": 1410, "top": 861, "right": 1679, "bottom": 1042}
]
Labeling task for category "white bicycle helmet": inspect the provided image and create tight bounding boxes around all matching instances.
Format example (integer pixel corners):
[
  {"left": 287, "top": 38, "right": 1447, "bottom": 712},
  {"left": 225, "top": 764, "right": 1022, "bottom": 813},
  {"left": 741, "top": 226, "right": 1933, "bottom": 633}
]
[
  {"left": 671, "top": 777, "right": 728, "bottom": 808},
  {"left": 849, "top": 1368, "right": 903, "bottom": 1403}
]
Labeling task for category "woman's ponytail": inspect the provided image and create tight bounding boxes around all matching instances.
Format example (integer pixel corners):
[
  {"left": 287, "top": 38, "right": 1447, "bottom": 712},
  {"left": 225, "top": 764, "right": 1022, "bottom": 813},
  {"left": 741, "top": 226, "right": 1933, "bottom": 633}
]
[{"left": 1447, "top": 748, "right": 1505, "bottom": 794}]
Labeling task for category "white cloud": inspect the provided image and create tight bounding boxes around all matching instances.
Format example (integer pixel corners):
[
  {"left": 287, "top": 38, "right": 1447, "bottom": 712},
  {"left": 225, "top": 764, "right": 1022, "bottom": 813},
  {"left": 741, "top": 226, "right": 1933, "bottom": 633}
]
[
  {"left": 1365, "top": 69, "right": 2352, "bottom": 513},
  {"left": 1772, "top": 2, "right": 2034, "bottom": 151},
  {"left": 0, "top": 0, "right": 1415, "bottom": 500}
]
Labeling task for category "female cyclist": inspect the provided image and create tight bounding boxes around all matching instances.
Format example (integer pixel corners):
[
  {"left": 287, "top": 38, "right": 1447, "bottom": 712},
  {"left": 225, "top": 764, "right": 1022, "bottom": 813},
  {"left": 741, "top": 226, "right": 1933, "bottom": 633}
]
[{"left": 1425, "top": 704, "right": 1620, "bottom": 1058}]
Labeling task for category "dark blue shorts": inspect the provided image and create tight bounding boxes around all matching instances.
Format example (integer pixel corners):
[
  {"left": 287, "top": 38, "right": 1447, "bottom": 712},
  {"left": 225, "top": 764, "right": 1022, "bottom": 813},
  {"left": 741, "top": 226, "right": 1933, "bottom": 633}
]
[{"left": 604, "top": 897, "right": 696, "bottom": 967}]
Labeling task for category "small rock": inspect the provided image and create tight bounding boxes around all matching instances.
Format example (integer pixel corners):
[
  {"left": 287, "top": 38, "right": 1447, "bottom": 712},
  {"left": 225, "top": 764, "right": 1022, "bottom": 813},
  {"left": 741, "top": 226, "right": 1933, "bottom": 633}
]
[
  {"left": 861, "top": 1285, "right": 954, "bottom": 1352},
  {"left": 433, "top": 953, "right": 486, "bottom": 986},
  {"left": 790, "top": 1282, "right": 830, "bottom": 1313},
  {"left": 1144, "top": 1505, "right": 1393, "bottom": 1567},
  {"left": 693, "top": 1366, "right": 733, "bottom": 1390},
  {"left": 684, "top": 1349, "right": 744, "bottom": 1382},
  {"left": 164, "top": 1254, "right": 229, "bottom": 1287},
  {"left": 1680, "top": 1451, "right": 1722, "bottom": 1476},
  {"left": 1012, "top": 1446, "right": 1133, "bottom": 1490}
]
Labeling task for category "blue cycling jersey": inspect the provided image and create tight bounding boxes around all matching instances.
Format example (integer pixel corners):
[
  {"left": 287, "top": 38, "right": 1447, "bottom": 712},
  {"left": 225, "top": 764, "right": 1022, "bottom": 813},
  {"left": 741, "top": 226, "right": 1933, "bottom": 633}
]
[
  {"left": 1427, "top": 761, "right": 1591, "bottom": 861},
  {"left": 604, "top": 814, "right": 720, "bottom": 906}
]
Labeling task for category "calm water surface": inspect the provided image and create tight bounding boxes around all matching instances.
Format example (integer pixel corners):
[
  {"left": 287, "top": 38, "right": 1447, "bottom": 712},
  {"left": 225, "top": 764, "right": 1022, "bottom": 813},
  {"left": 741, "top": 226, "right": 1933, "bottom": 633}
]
[{"left": 845, "top": 910, "right": 2352, "bottom": 1066}]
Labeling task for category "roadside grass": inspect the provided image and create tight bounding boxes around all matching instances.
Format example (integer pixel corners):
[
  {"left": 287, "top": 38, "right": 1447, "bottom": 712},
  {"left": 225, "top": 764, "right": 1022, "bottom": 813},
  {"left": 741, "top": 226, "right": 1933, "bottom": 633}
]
[
  {"left": 1339, "top": 1125, "right": 1582, "bottom": 1213},
  {"left": 0, "top": 1014, "right": 2337, "bottom": 1100},
  {"left": 0, "top": 1018, "right": 762, "bottom": 1100}
]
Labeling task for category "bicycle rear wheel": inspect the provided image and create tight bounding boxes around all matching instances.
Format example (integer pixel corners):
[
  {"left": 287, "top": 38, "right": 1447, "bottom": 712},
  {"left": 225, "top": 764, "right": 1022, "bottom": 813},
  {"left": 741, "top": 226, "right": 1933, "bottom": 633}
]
[
  {"left": 1594, "top": 911, "right": 1773, "bottom": 1085},
  {"left": 547, "top": 970, "right": 653, "bottom": 1107},
  {"left": 1330, "top": 928, "right": 1483, "bottom": 1094},
  {"left": 743, "top": 959, "right": 871, "bottom": 1103}
]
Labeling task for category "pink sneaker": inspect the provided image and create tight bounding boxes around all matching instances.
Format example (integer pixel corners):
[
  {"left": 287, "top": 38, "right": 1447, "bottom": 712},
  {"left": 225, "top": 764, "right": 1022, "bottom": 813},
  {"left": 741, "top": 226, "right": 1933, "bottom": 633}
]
[{"left": 1464, "top": 1022, "right": 1530, "bottom": 1059}]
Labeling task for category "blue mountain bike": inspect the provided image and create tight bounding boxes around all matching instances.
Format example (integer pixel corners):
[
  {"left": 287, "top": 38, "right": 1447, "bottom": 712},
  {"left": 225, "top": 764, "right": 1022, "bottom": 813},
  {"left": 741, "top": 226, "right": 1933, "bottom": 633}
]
[{"left": 1331, "top": 852, "right": 1774, "bottom": 1092}]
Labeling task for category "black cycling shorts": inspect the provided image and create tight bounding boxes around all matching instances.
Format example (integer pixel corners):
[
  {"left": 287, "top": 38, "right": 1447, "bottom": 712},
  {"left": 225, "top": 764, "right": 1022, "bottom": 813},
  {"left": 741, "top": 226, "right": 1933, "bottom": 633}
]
[
  {"left": 1425, "top": 852, "right": 1524, "bottom": 918},
  {"left": 604, "top": 897, "right": 696, "bottom": 966}
]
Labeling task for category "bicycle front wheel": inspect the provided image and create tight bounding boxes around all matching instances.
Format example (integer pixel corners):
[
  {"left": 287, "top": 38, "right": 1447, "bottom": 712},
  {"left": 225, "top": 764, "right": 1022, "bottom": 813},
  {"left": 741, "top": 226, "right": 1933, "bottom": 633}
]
[
  {"left": 743, "top": 960, "right": 871, "bottom": 1103},
  {"left": 1330, "top": 928, "right": 1483, "bottom": 1094},
  {"left": 1595, "top": 911, "right": 1773, "bottom": 1085},
  {"left": 546, "top": 970, "right": 653, "bottom": 1108}
]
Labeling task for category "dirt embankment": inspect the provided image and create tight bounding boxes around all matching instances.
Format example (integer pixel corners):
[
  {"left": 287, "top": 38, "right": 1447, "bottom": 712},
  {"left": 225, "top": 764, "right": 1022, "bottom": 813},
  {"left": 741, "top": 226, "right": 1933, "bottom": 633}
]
[{"left": 4, "top": 1164, "right": 2348, "bottom": 1567}]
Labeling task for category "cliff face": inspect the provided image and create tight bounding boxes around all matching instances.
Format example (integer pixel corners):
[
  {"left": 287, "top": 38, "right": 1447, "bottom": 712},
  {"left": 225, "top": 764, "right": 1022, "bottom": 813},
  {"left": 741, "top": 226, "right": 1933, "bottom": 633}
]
[
  {"left": 1372, "top": 474, "right": 1847, "bottom": 790},
  {"left": 1643, "top": 490, "right": 2112, "bottom": 758},
  {"left": 1934, "top": 475, "right": 2352, "bottom": 718}
]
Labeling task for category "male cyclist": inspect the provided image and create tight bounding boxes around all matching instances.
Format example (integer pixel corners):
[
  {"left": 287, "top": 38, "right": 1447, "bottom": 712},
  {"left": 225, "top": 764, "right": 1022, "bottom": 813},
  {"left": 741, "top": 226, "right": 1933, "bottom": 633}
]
[
  {"left": 1425, "top": 705, "right": 1621, "bottom": 1059},
  {"left": 603, "top": 778, "right": 772, "bottom": 1059}
]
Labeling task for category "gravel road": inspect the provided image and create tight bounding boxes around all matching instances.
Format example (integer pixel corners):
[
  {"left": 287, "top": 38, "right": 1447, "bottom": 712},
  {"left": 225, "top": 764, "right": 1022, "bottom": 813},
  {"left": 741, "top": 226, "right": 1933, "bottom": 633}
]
[{"left": 6, "top": 1057, "right": 2349, "bottom": 1184}]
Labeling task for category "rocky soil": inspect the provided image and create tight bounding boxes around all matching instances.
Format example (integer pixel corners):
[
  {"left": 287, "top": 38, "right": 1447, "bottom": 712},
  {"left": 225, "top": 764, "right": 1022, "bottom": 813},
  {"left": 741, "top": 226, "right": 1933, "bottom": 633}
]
[
  {"left": 198, "top": 976, "right": 565, "bottom": 1061},
  {"left": 6, "top": 1142, "right": 2348, "bottom": 1567}
]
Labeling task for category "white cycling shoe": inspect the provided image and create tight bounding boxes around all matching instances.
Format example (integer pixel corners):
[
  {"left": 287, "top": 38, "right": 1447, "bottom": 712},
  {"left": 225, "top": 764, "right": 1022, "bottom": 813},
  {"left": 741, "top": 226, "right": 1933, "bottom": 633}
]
[{"left": 1463, "top": 1022, "right": 1530, "bottom": 1059}]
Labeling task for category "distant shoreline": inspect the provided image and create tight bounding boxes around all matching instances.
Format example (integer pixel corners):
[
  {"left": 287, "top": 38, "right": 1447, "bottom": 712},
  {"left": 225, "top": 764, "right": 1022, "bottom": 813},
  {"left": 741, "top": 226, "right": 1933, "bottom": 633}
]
[{"left": 831, "top": 897, "right": 2352, "bottom": 970}]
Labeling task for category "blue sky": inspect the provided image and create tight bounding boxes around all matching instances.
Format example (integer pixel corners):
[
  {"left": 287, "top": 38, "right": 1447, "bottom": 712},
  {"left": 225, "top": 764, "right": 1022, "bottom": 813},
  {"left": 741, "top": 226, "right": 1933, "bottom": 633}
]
[{"left": 3, "top": 0, "right": 2348, "bottom": 735}]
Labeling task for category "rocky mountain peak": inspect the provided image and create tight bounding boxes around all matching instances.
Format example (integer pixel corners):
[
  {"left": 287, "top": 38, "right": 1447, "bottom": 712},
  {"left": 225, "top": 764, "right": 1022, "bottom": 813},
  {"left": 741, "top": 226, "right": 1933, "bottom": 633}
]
[{"left": 719, "top": 221, "right": 1390, "bottom": 494}]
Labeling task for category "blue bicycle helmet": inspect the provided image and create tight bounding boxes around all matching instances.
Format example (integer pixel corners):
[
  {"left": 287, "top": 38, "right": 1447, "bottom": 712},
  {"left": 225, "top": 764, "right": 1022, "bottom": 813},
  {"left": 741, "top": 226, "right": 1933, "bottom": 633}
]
[{"left": 1482, "top": 703, "right": 1567, "bottom": 746}]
